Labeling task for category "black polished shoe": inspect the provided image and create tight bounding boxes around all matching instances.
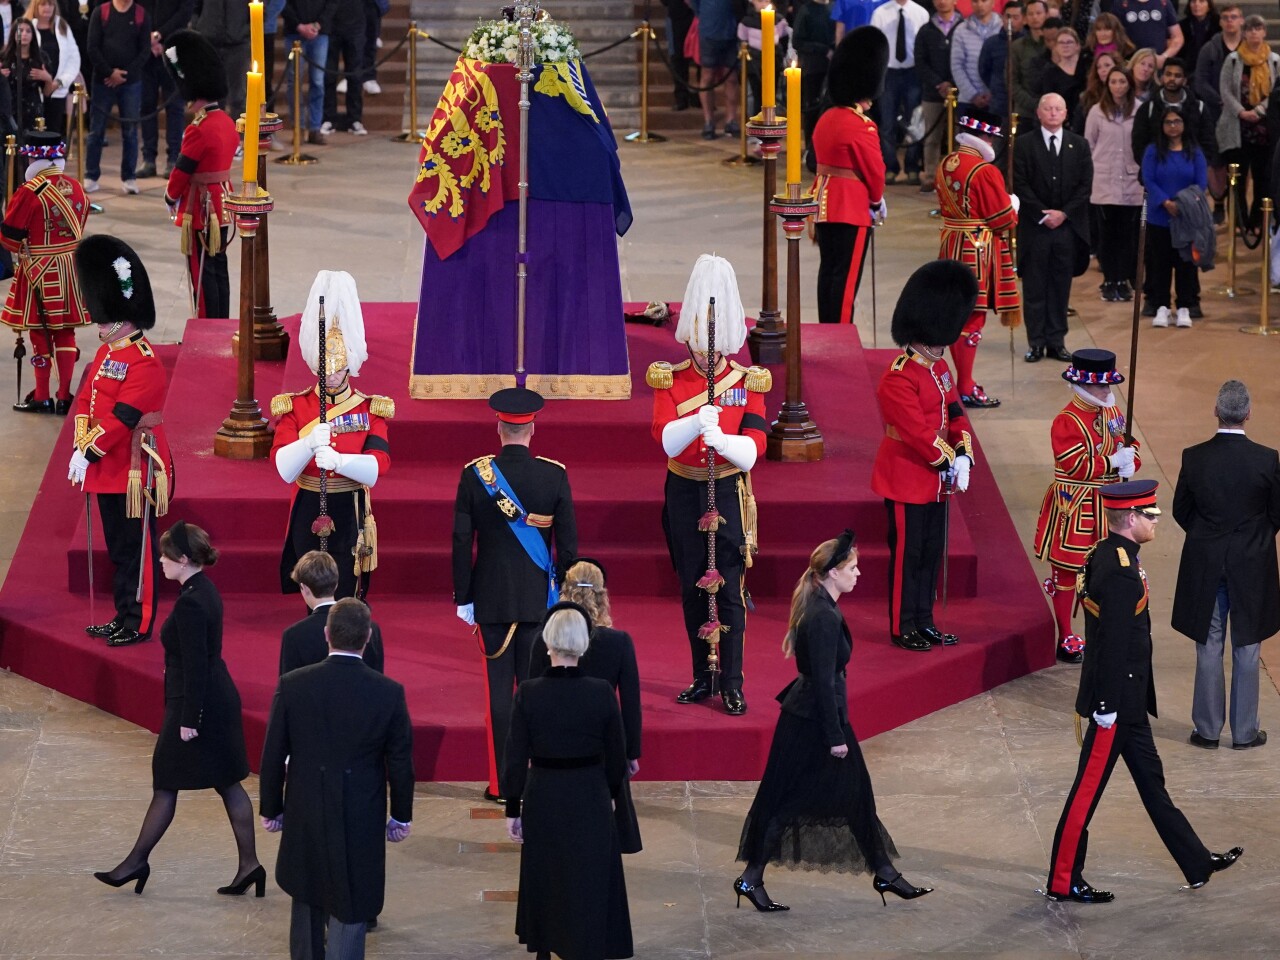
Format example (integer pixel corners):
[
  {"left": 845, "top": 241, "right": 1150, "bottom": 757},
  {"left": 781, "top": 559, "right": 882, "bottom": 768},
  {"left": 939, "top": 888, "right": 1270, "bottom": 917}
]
[
  {"left": 873, "top": 872, "right": 932, "bottom": 904},
  {"left": 733, "top": 876, "right": 789, "bottom": 911},
  {"left": 54, "top": 397, "right": 72, "bottom": 416},
  {"left": 136, "top": 161, "right": 157, "bottom": 179},
  {"left": 86, "top": 618, "right": 122, "bottom": 638},
  {"left": 1056, "top": 645, "right": 1084, "bottom": 664},
  {"left": 891, "top": 631, "right": 932, "bottom": 652},
  {"left": 1188, "top": 847, "right": 1244, "bottom": 888},
  {"left": 105, "top": 626, "right": 149, "bottom": 647},
  {"left": 721, "top": 688, "right": 747, "bottom": 715},
  {"left": 1024, "top": 345, "right": 1045, "bottom": 363},
  {"left": 961, "top": 384, "right": 1000, "bottom": 408},
  {"left": 482, "top": 788, "right": 505, "bottom": 805},
  {"left": 13, "top": 392, "right": 55, "bottom": 414},
  {"left": 918, "top": 625, "right": 958, "bottom": 646},
  {"left": 676, "top": 678, "right": 713, "bottom": 704},
  {"left": 1189, "top": 732, "right": 1219, "bottom": 749},
  {"left": 1045, "top": 880, "right": 1114, "bottom": 903},
  {"left": 1232, "top": 731, "right": 1267, "bottom": 749},
  {"left": 1050, "top": 345, "right": 1074, "bottom": 362}
]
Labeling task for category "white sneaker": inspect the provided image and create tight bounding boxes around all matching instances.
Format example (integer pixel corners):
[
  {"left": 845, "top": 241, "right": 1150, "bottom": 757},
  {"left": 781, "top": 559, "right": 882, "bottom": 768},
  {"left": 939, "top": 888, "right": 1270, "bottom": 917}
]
[
  {"left": 1175, "top": 307, "right": 1192, "bottom": 328},
  {"left": 319, "top": 121, "right": 335, "bottom": 136},
  {"left": 336, "top": 78, "right": 347, "bottom": 93},
  {"left": 363, "top": 79, "right": 381, "bottom": 95},
  {"left": 349, "top": 121, "right": 368, "bottom": 136},
  {"left": 122, "top": 180, "right": 139, "bottom": 195},
  {"left": 83, "top": 178, "right": 99, "bottom": 193},
  {"left": 1153, "top": 306, "right": 1171, "bottom": 328}
]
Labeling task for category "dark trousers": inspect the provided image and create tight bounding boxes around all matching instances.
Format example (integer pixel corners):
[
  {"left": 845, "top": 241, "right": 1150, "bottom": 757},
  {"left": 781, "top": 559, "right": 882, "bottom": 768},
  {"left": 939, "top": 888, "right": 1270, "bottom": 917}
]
[
  {"left": 97, "top": 492, "right": 159, "bottom": 635},
  {"left": 324, "top": 23, "right": 367, "bottom": 126},
  {"left": 1094, "top": 204, "right": 1140, "bottom": 284},
  {"left": 815, "top": 222, "right": 871, "bottom": 324},
  {"left": 85, "top": 79, "right": 141, "bottom": 182},
  {"left": 1047, "top": 718, "right": 1212, "bottom": 894},
  {"left": 281, "top": 487, "right": 369, "bottom": 601},
  {"left": 141, "top": 55, "right": 184, "bottom": 167},
  {"left": 884, "top": 498, "right": 945, "bottom": 637},
  {"left": 1222, "top": 144, "right": 1269, "bottom": 229},
  {"left": 666, "top": 10, "right": 696, "bottom": 106},
  {"left": 187, "top": 225, "right": 232, "bottom": 319},
  {"left": 290, "top": 898, "right": 366, "bottom": 960},
  {"left": 361, "top": 2, "right": 381, "bottom": 83},
  {"left": 1144, "top": 223, "right": 1200, "bottom": 309},
  {"left": 1020, "top": 226, "right": 1073, "bottom": 349},
  {"left": 875, "top": 68, "right": 922, "bottom": 175},
  {"left": 483, "top": 621, "right": 540, "bottom": 796},
  {"left": 663, "top": 472, "right": 746, "bottom": 689}
]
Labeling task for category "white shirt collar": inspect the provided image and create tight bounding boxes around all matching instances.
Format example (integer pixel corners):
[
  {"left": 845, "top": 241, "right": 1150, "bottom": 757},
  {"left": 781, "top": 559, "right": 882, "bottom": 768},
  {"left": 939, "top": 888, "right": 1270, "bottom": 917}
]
[
  {"left": 1217, "top": 428, "right": 1247, "bottom": 435},
  {"left": 329, "top": 650, "right": 364, "bottom": 659},
  {"left": 1041, "top": 126, "right": 1064, "bottom": 149}
]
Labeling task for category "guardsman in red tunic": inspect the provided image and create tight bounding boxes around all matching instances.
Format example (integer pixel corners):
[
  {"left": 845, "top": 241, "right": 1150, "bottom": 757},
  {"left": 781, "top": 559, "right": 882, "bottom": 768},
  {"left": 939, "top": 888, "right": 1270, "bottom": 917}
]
[
  {"left": 812, "top": 26, "right": 888, "bottom": 325},
  {"left": 870, "top": 260, "right": 978, "bottom": 653},
  {"left": 68, "top": 235, "right": 173, "bottom": 647},
  {"left": 162, "top": 30, "right": 236, "bottom": 320},
  {"left": 272, "top": 271, "right": 392, "bottom": 602},
  {"left": 936, "top": 111, "right": 1021, "bottom": 409},
  {"left": 1, "top": 128, "right": 89, "bottom": 414},
  {"left": 1033, "top": 349, "right": 1139, "bottom": 663},
  {"left": 649, "top": 255, "right": 770, "bottom": 715}
]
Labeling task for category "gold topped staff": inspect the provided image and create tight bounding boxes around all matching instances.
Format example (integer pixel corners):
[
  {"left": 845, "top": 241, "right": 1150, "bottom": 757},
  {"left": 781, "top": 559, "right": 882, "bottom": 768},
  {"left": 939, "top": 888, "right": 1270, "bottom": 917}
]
[{"left": 513, "top": 0, "right": 541, "bottom": 387}]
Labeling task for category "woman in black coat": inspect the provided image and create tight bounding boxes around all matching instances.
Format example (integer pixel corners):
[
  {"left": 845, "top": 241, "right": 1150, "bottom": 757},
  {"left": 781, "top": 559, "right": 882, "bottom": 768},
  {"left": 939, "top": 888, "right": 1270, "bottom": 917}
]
[
  {"left": 506, "top": 603, "right": 633, "bottom": 960},
  {"left": 94, "top": 521, "right": 263, "bottom": 897},
  {"left": 735, "top": 531, "right": 931, "bottom": 910},
  {"left": 529, "top": 558, "right": 643, "bottom": 853}
]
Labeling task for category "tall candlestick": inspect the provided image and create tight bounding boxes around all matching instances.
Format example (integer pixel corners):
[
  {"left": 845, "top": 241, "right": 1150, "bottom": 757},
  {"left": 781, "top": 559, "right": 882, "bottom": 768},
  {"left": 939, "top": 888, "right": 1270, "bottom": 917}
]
[
  {"left": 785, "top": 60, "right": 801, "bottom": 186},
  {"left": 761, "top": 5, "right": 775, "bottom": 110},
  {"left": 249, "top": 2, "right": 265, "bottom": 77},
  {"left": 243, "top": 68, "right": 263, "bottom": 184}
]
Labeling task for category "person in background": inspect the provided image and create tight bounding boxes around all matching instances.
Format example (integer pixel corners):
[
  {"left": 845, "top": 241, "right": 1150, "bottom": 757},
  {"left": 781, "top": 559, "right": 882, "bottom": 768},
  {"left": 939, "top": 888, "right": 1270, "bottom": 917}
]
[
  {"left": 1011, "top": 1, "right": 1051, "bottom": 117},
  {"left": 192, "top": 0, "right": 246, "bottom": 119},
  {"left": 24, "top": 0, "right": 78, "bottom": 137},
  {"left": 1037, "top": 26, "right": 1089, "bottom": 120},
  {"left": 320, "top": 0, "right": 365, "bottom": 136},
  {"left": 84, "top": 0, "right": 152, "bottom": 195},
  {"left": 1131, "top": 58, "right": 1215, "bottom": 174},
  {"left": 792, "top": 0, "right": 836, "bottom": 152},
  {"left": 282, "top": 0, "right": 337, "bottom": 145},
  {"left": 1084, "top": 12, "right": 1135, "bottom": 64},
  {"left": 1179, "top": 0, "right": 1219, "bottom": 82},
  {"left": 135, "top": 0, "right": 191, "bottom": 179},
  {"left": 358, "top": 0, "right": 381, "bottom": 95},
  {"left": 2, "top": 18, "right": 52, "bottom": 138},
  {"left": 870, "top": 0, "right": 930, "bottom": 185},
  {"left": 915, "top": 0, "right": 961, "bottom": 192},
  {"left": 1073, "top": 50, "right": 1118, "bottom": 132},
  {"left": 263, "top": 0, "right": 285, "bottom": 113},
  {"left": 1216, "top": 15, "right": 1278, "bottom": 232},
  {"left": 280, "top": 550, "right": 385, "bottom": 675},
  {"left": 951, "top": 0, "right": 1000, "bottom": 115},
  {"left": 977, "top": 0, "right": 1019, "bottom": 126},
  {"left": 832, "top": 0, "right": 877, "bottom": 43},
  {"left": 1142, "top": 105, "right": 1207, "bottom": 328},
  {"left": 1128, "top": 46, "right": 1158, "bottom": 101},
  {"left": 663, "top": 0, "right": 697, "bottom": 111},
  {"left": 690, "top": 0, "right": 742, "bottom": 140},
  {"left": 1086, "top": 67, "right": 1142, "bottom": 302},
  {"left": 737, "top": 0, "right": 791, "bottom": 118},
  {"left": 1194, "top": 3, "right": 1241, "bottom": 222}
]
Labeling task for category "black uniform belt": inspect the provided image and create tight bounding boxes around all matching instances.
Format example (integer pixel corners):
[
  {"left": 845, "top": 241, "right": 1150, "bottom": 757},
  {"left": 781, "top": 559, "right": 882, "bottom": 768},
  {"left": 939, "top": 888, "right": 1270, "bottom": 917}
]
[{"left": 530, "top": 755, "right": 602, "bottom": 769}]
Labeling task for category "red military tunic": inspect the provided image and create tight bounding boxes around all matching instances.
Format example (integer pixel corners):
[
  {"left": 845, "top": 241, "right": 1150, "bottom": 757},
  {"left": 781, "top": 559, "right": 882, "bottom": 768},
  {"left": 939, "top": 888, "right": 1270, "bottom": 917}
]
[
  {"left": 871, "top": 348, "right": 973, "bottom": 504},
  {"left": 812, "top": 105, "right": 886, "bottom": 227},
  {"left": 164, "top": 105, "right": 236, "bottom": 251},
  {"left": 0, "top": 170, "right": 89, "bottom": 330},
  {"left": 74, "top": 330, "right": 173, "bottom": 497},
  {"left": 649, "top": 359, "right": 769, "bottom": 470},
  {"left": 270, "top": 384, "right": 394, "bottom": 486},
  {"left": 1033, "top": 395, "right": 1141, "bottom": 569},
  {"left": 936, "top": 145, "right": 1020, "bottom": 317}
]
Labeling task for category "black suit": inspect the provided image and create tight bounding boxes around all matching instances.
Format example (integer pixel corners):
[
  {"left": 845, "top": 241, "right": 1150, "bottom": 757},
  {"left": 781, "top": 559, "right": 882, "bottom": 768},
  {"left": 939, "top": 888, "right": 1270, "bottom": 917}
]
[
  {"left": 260, "top": 655, "right": 413, "bottom": 960},
  {"left": 278, "top": 603, "right": 385, "bottom": 676},
  {"left": 1015, "top": 125, "right": 1093, "bottom": 351},
  {"left": 1046, "top": 534, "right": 1213, "bottom": 896}
]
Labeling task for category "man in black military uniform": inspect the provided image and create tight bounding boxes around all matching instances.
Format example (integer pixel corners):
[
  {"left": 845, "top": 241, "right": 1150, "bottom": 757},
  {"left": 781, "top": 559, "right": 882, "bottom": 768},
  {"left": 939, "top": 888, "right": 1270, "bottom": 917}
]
[
  {"left": 1045, "top": 480, "right": 1243, "bottom": 904},
  {"left": 452, "top": 387, "right": 577, "bottom": 803}
]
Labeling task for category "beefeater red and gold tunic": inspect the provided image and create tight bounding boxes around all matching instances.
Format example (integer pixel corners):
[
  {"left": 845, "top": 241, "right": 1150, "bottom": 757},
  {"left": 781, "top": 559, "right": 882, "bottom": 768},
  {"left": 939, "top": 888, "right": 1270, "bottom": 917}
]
[
  {"left": 936, "top": 145, "right": 1020, "bottom": 317},
  {"left": 1033, "top": 395, "right": 1142, "bottom": 569},
  {"left": 0, "top": 170, "right": 89, "bottom": 330}
]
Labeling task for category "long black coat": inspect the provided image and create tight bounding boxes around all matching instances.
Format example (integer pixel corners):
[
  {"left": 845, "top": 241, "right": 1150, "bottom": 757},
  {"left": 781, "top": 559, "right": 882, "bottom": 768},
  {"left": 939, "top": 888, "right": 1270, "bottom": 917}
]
[
  {"left": 776, "top": 588, "right": 851, "bottom": 747},
  {"left": 1014, "top": 126, "right": 1094, "bottom": 274},
  {"left": 278, "top": 603, "right": 385, "bottom": 675},
  {"left": 1171, "top": 432, "right": 1280, "bottom": 645},
  {"left": 259, "top": 656, "right": 414, "bottom": 924},
  {"left": 452, "top": 444, "right": 577, "bottom": 624}
]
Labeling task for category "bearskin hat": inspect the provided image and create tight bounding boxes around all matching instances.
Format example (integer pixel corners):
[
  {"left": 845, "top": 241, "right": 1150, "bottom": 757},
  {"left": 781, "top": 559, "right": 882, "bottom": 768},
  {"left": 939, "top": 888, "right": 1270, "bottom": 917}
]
[
  {"left": 828, "top": 27, "right": 889, "bottom": 107},
  {"left": 890, "top": 260, "right": 978, "bottom": 347},
  {"left": 164, "top": 29, "right": 229, "bottom": 104},
  {"left": 75, "top": 235, "right": 156, "bottom": 330}
]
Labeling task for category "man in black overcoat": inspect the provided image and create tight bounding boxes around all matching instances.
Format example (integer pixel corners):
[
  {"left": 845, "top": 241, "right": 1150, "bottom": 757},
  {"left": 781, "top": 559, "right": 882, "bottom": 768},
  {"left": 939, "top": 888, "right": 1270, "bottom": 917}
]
[
  {"left": 1014, "top": 91, "right": 1092, "bottom": 362},
  {"left": 1045, "top": 480, "right": 1241, "bottom": 904},
  {"left": 279, "top": 551, "right": 384, "bottom": 675},
  {"left": 452, "top": 387, "right": 578, "bottom": 804},
  {"left": 1172, "top": 380, "right": 1280, "bottom": 751},
  {"left": 260, "top": 599, "right": 414, "bottom": 960}
]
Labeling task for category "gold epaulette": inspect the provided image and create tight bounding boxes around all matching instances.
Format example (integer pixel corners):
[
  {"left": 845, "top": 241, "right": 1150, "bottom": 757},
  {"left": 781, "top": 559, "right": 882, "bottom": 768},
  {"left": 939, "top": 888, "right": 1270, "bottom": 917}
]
[
  {"left": 1116, "top": 546, "right": 1130, "bottom": 568},
  {"left": 367, "top": 395, "right": 395, "bottom": 419},
  {"left": 890, "top": 353, "right": 909, "bottom": 371},
  {"left": 270, "top": 392, "right": 302, "bottom": 417},
  {"left": 465, "top": 455, "right": 493, "bottom": 468},
  {"left": 731, "top": 360, "right": 772, "bottom": 393},
  {"left": 192, "top": 108, "right": 208, "bottom": 126},
  {"left": 646, "top": 361, "right": 673, "bottom": 390},
  {"left": 536, "top": 455, "right": 566, "bottom": 470}
]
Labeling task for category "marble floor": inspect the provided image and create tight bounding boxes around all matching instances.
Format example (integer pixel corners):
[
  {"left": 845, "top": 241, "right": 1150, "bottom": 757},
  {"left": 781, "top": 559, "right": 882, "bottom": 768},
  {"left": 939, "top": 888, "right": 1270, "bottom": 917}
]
[{"left": 0, "top": 124, "right": 1277, "bottom": 958}]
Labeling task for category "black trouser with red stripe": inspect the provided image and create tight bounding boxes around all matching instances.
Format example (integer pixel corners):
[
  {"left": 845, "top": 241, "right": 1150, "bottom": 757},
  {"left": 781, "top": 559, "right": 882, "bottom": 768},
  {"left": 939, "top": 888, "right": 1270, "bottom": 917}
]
[
  {"left": 816, "top": 223, "right": 871, "bottom": 324},
  {"left": 97, "top": 492, "right": 159, "bottom": 636},
  {"left": 187, "top": 226, "right": 231, "bottom": 319},
  {"left": 483, "top": 621, "right": 540, "bottom": 798},
  {"left": 1047, "top": 718, "right": 1212, "bottom": 894},
  {"left": 884, "top": 499, "right": 946, "bottom": 638}
]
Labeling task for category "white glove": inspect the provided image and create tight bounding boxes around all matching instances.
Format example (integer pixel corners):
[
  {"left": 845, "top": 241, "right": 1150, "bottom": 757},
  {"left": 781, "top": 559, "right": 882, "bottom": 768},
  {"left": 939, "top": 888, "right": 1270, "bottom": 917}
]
[
  {"left": 314, "top": 445, "right": 342, "bottom": 472},
  {"left": 314, "top": 448, "right": 380, "bottom": 487},
  {"left": 305, "top": 423, "right": 331, "bottom": 450},
  {"left": 1092, "top": 711, "right": 1117, "bottom": 729},
  {"left": 716, "top": 434, "right": 759, "bottom": 472},
  {"left": 1108, "top": 445, "right": 1136, "bottom": 473},
  {"left": 274, "top": 436, "right": 314, "bottom": 484},
  {"left": 1118, "top": 461, "right": 1136, "bottom": 479},
  {"left": 68, "top": 449, "right": 89, "bottom": 485},
  {"left": 870, "top": 198, "right": 887, "bottom": 223},
  {"left": 697, "top": 404, "right": 719, "bottom": 428},
  {"left": 953, "top": 455, "right": 971, "bottom": 492},
  {"left": 701, "top": 424, "right": 728, "bottom": 454},
  {"left": 456, "top": 603, "right": 475, "bottom": 626},
  {"left": 661, "top": 414, "right": 703, "bottom": 457},
  {"left": 1010, "top": 193, "right": 1021, "bottom": 214}
]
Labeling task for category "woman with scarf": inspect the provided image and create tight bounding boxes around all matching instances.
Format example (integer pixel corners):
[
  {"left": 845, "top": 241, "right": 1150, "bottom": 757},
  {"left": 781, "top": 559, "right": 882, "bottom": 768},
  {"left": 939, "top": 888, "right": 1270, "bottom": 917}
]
[{"left": 1217, "top": 15, "right": 1279, "bottom": 232}]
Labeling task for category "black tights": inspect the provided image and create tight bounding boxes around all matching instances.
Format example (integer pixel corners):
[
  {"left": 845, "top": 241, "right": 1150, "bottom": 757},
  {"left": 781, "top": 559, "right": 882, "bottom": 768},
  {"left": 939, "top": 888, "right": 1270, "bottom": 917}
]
[{"left": 740, "top": 859, "right": 901, "bottom": 889}]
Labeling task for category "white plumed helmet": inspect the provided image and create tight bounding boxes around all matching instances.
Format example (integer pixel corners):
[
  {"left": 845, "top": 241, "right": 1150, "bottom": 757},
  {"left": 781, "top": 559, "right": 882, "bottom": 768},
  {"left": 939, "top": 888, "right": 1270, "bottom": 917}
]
[
  {"left": 298, "top": 270, "right": 368, "bottom": 377},
  {"left": 676, "top": 254, "right": 747, "bottom": 355}
]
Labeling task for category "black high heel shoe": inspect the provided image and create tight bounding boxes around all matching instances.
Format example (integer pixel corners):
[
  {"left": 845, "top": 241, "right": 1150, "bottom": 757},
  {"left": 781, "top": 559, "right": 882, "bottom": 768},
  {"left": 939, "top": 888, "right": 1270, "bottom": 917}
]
[
  {"left": 733, "top": 876, "right": 789, "bottom": 912},
  {"left": 94, "top": 862, "right": 150, "bottom": 895},
  {"left": 872, "top": 873, "right": 932, "bottom": 905},
  {"left": 217, "top": 864, "right": 267, "bottom": 897}
]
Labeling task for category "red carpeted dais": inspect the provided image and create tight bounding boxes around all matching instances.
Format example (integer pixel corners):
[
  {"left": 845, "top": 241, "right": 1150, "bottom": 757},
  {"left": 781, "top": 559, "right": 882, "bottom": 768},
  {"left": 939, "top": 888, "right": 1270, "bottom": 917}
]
[{"left": 0, "top": 308, "right": 1054, "bottom": 781}]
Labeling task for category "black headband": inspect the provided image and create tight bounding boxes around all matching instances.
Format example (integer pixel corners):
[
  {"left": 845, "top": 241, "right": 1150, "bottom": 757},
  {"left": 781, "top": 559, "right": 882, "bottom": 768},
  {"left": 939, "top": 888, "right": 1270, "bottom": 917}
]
[
  {"left": 821, "top": 529, "right": 857, "bottom": 574},
  {"left": 564, "top": 556, "right": 607, "bottom": 588},
  {"left": 169, "top": 519, "right": 193, "bottom": 560},
  {"left": 541, "top": 599, "right": 593, "bottom": 633}
]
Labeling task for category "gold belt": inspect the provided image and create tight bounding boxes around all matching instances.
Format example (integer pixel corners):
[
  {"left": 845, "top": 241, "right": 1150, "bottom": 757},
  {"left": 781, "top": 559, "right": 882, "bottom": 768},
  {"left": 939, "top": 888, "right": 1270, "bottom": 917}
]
[
  {"left": 296, "top": 473, "right": 361, "bottom": 493},
  {"left": 667, "top": 458, "right": 742, "bottom": 481},
  {"left": 27, "top": 239, "right": 79, "bottom": 256}
]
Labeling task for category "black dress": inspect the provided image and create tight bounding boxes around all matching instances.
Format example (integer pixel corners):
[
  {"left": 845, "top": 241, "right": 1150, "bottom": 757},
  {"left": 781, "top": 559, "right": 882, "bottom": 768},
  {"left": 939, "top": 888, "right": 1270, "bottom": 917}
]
[
  {"left": 504, "top": 667, "right": 632, "bottom": 960},
  {"left": 151, "top": 572, "right": 250, "bottom": 791},
  {"left": 738, "top": 590, "right": 898, "bottom": 875},
  {"left": 529, "top": 625, "right": 643, "bottom": 853}
]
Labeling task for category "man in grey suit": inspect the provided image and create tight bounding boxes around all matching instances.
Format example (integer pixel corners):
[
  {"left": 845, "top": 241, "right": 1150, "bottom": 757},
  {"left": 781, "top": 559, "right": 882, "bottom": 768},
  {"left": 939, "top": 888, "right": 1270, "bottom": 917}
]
[{"left": 1172, "top": 380, "right": 1280, "bottom": 751}]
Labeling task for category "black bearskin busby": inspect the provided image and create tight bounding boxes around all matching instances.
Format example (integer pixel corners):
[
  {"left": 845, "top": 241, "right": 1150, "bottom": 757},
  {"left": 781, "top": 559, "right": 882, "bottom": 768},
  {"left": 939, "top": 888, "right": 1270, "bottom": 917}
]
[
  {"left": 828, "top": 26, "right": 889, "bottom": 107},
  {"left": 164, "top": 29, "right": 229, "bottom": 104},
  {"left": 891, "top": 260, "right": 978, "bottom": 347},
  {"left": 75, "top": 235, "right": 156, "bottom": 330}
]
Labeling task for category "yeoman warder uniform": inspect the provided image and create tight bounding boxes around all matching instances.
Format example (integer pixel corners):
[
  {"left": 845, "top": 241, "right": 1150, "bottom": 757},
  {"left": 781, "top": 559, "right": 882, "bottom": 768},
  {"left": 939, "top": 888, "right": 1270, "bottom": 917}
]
[
  {"left": 1033, "top": 349, "right": 1140, "bottom": 663},
  {"left": 452, "top": 388, "right": 578, "bottom": 802},
  {"left": 1045, "top": 480, "right": 1242, "bottom": 904},
  {"left": 870, "top": 260, "right": 978, "bottom": 653},
  {"left": 649, "top": 254, "right": 769, "bottom": 715},
  {"left": 69, "top": 235, "right": 174, "bottom": 648},
  {"left": 271, "top": 271, "right": 391, "bottom": 602},
  {"left": 1, "top": 128, "right": 89, "bottom": 414}
]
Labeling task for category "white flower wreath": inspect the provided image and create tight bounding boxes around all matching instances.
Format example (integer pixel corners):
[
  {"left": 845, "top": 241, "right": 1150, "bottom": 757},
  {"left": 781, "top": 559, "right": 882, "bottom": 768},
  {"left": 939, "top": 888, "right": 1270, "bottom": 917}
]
[{"left": 464, "top": 17, "right": 582, "bottom": 65}]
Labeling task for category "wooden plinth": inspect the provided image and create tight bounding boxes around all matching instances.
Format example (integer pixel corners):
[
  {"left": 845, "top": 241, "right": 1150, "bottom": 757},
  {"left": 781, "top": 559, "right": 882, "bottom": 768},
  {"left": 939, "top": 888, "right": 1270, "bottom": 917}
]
[
  {"left": 214, "top": 402, "right": 272, "bottom": 459},
  {"left": 767, "top": 403, "right": 824, "bottom": 461}
]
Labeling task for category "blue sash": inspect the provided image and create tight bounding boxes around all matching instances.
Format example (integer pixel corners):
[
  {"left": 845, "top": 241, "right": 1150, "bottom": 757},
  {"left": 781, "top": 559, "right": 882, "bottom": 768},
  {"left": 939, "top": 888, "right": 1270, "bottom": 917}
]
[{"left": 472, "top": 458, "right": 559, "bottom": 608}]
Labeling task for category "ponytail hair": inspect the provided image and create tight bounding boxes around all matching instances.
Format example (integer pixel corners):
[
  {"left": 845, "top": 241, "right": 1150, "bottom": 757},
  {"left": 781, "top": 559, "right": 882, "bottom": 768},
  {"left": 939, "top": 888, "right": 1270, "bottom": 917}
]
[{"left": 782, "top": 532, "right": 856, "bottom": 657}]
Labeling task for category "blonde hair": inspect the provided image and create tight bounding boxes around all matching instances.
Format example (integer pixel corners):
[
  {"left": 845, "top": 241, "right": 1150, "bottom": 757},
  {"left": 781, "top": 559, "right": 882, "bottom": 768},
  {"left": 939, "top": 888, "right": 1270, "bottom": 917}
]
[
  {"left": 561, "top": 560, "right": 612, "bottom": 628},
  {"left": 544, "top": 608, "right": 590, "bottom": 658},
  {"left": 23, "top": 0, "right": 69, "bottom": 37},
  {"left": 782, "top": 539, "right": 856, "bottom": 657}
]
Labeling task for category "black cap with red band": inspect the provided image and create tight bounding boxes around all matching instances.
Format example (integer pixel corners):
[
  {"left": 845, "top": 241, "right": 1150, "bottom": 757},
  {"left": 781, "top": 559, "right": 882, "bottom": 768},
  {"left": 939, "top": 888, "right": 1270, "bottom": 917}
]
[
  {"left": 489, "top": 387, "right": 544, "bottom": 424},
  {"left": 1100, "top": 479, "right": 1160, "bottom": 515}
]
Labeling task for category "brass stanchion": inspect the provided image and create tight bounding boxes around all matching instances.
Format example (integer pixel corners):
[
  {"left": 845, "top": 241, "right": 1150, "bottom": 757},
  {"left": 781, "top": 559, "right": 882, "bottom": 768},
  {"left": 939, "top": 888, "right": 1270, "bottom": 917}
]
[
  {"left": 1215, "top": 163, "right": 1254, "bottom": 297},
  {"left": 393, "top": 24, "right": 426, "bottom": 143},
  {"left": 71, "top": 82, "right": 103, "bottom": 214},
  {"left": 4, "top": 136, "right": 16, "bottom": 204},
  {"left": 945, "top": 87, "right": 957, "bottom": 153},
  {"left": 723, "top": 43, "right": 759, "bottom": 166},
  {"left": 1241, "top": 197, "right": 1276, "bottom": 335},
  {"left": 275, "top": 42, "right": 318, "bottom": 165},
  {"left": 625, "top": 22, "right": 666, "bottom": 143}
]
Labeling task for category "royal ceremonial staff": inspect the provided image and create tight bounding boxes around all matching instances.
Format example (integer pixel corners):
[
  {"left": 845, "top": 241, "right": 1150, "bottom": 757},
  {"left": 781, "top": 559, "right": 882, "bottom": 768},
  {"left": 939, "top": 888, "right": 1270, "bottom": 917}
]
[
  {"left": 85, "top": 491, "right": 94, "bottom": 625},
  {"left": 134, "top": 434, "right": 156, "bottom": 603},
  {"left": 696, "top": 297, "right": 725, "bottom": 691},
  {"left": 12, "top": 332, "right": 24, "bottom": 403},
  {"left": 313, "top": 295, "right": 334, "bottom": 551},
  {"left": 513, "top": 0, "right": 540, "bottom": 387},
  {"left": 1124, "top": 198, "right": 1148, "bottom": 445}
]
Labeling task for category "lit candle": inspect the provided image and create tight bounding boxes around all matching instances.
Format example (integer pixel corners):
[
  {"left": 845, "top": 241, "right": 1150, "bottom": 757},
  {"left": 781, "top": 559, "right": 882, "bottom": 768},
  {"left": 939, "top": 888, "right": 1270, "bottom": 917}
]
[
  {"left": 785, "top": 58, "right": 801, "bottom": 186},
  {"left": 242, "top": 66, "right": 263, "bottom": 185},
  {"left": 761, "top": 5, "right": 775, "bottom": 111},
  {"left": 249, "top": 2, "right": 265, "bottom": 80}
]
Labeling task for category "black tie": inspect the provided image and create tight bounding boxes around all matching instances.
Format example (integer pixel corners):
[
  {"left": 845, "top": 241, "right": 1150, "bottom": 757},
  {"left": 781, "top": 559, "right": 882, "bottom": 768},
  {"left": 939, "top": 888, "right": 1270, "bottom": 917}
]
[
  {"left": 1049, "top": 134, "right": 1058, "bottom": 157},
  {"left": 896, "top": 9, "right": 907, "bottom": 62}
]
